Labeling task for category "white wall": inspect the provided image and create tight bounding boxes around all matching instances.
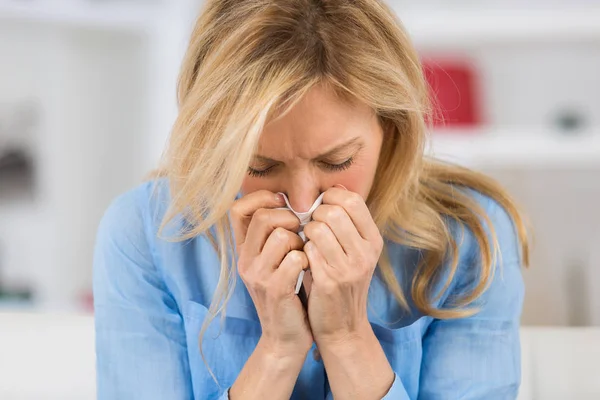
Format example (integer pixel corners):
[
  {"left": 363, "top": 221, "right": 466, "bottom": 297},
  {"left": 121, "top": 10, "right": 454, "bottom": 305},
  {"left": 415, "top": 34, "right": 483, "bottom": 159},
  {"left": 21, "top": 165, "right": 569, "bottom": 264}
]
[
  {"left": 1, "top": 1, "right": 599, "bottom": 324},
  {"left": 0, "top": 2, "right": 198, "bottom": 311}
]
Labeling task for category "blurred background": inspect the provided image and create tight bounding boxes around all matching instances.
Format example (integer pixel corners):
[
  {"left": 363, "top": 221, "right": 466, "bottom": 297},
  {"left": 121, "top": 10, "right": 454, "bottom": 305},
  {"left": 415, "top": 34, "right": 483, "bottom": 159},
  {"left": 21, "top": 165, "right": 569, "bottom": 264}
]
[
  {"left": 1, "top": 0, "right": 600, "bottom": 323},
  {"left": 0, "top": 1, "right": 600, "bottom": 397}
]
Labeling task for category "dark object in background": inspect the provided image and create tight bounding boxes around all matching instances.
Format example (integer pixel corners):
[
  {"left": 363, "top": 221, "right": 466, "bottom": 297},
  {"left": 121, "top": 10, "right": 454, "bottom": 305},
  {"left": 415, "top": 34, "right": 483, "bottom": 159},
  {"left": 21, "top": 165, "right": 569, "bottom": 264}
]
[
  {"left": 0, "top": 244, "right": 33, "bottom": 306},
  {"left": 554, "top": 108, "right": 587, "bottom": 135},
  {"left": 0, "top": 99, "right": 39, "bottom": 203},
  {"left": 423, "top": 58, "right": 483, "bottom": 128},
  {"left": 0, "top": 286, "right": 33, "bottom": 303},
  {"left": 0, "top": 148, "right": 35, "bottom": 203}
]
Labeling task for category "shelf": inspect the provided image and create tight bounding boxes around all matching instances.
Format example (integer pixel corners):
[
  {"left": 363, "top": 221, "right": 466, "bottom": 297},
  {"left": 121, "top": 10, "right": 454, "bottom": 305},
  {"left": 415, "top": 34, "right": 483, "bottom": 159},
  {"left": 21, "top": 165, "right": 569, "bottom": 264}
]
[
  {"left": 0, "top": 300, "right": 90, "bottom": 314},
  {"left": 399, "top": 8, "right": 600, "bottom": 47},
  {"left": 428, "top": 128, "right": 600, "bottom": 168},
  {"left": 0, "top": 0, "right": 168, "bottom": 32},
  {"left": 4, "top": 2, "right": 599, "bottom": 43}
]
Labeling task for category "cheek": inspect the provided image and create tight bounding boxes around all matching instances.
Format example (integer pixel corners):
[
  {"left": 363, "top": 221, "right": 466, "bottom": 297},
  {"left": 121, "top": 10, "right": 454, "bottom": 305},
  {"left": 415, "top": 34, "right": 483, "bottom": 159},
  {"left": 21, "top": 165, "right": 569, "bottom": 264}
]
[
  {"left": 240, "top": 178, "right": 261, "bottom": 195},
  {"left": 334, "top": 162, "right": 378, "bottom": 199},
  {"left": 335, "top": 171, "right": 370, "bottom": 197},
  {"left": 240, "top": 176, "right": 282, "bottom": 195}
]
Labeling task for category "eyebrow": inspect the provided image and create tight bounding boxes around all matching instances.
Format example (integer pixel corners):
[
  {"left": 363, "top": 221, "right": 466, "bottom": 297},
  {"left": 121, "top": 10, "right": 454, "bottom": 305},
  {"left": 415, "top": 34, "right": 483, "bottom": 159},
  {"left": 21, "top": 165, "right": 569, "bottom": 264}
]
[{"left": 254, "top": 137, "right": 363, "bottom": 163}]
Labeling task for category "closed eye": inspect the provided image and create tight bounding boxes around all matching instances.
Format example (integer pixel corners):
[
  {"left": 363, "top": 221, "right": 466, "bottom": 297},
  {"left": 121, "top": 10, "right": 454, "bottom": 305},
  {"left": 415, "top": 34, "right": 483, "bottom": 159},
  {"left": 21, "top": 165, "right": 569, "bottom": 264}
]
[
  {"left": 247, "top": 165, "right": 276, "bottom": 178},
  {"left": 320, "top": 157, "right": 354, "bottom": 172}
]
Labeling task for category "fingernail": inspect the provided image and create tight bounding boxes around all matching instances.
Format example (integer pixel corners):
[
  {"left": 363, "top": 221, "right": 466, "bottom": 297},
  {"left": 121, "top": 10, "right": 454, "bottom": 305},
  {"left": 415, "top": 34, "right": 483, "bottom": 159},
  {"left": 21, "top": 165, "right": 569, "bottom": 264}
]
[
  {"left": 275, "top": 193, "right": 285, "bottom": 204},
  {"left": 334, "top": 184, "right": 348, "bottom": 191}
]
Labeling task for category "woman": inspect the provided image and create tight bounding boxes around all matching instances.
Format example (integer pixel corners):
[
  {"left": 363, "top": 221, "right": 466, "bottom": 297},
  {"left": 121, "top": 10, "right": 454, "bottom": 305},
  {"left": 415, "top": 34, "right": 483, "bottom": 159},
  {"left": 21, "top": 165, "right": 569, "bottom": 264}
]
[{"left": 94, "top": 0, "right": 528, "bottom": 399}]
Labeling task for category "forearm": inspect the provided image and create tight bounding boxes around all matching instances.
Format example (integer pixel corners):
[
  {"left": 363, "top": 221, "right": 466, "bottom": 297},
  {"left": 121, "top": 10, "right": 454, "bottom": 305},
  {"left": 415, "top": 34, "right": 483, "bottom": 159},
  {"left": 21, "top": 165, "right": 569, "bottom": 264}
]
[
  {"left": 230, "top": 338, "right": 308, "bottom": 400},
  {"left": 318, "top": 325, "right": 395, "bottom": 400}
]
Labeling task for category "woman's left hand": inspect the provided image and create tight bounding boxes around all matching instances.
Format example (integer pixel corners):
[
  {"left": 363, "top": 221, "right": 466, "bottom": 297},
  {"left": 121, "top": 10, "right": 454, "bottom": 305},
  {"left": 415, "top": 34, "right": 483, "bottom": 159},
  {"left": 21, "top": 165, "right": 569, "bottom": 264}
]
[{"left": 303, "top": 185, "right": 384, "bottom": 347}]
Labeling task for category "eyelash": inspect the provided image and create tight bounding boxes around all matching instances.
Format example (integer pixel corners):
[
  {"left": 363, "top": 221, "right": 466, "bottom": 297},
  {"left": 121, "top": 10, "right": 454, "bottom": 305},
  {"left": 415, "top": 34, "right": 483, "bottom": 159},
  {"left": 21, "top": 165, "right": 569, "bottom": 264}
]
[
  {"left": 322, "top": 157, "right": 355, "bottom": 172},
  {"left": 247, "top": 157, "right": 355, "bottom": 178}
]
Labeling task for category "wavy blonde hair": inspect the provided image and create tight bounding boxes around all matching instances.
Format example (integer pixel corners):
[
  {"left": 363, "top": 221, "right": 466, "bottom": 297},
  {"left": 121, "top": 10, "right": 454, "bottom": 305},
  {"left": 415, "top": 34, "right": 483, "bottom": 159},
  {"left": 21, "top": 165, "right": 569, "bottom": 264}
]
[{"left": 159, "top": 0, "right": 529, "bottom": 347}]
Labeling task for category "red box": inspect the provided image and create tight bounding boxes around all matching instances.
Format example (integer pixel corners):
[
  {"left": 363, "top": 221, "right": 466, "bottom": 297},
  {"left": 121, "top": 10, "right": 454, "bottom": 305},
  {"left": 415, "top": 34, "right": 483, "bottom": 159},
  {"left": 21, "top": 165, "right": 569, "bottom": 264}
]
[{"left": 423, "top": 58, "right": 483, "bottom": 128}]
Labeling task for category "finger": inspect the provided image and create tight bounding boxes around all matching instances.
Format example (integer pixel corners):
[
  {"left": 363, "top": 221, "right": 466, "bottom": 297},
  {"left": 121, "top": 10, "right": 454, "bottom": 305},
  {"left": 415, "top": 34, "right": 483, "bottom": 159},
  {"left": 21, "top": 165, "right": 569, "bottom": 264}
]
[
  {"left": 304, "top": 241, "right": 331, "bottom": 285},
  {"left": 260, "top": 227, "right": 305, "bottom": 270},
  {"left": 322, "top": 187, "right": 380, "bottom": 243},
  {"left": 275, "top": 250, "right": 309, "bottom": 294},
  {"left": 303, "top": 221, "right": 347, "bottom": 268},
  {"left": 230, "top": 190, "right": 286, "bottom": 247},
  {"left": 245, "top": 209, "right": 301, "bottom": 258},
  {"left": 311, "top": 204, "right": 364, "bottom": 256}
]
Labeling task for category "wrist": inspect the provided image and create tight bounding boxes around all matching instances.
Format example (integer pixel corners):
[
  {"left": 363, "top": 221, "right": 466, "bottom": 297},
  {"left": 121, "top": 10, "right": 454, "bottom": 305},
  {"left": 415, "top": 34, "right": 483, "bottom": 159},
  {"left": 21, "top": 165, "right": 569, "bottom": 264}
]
[
  {"left": 230, "top": 337, "right": 309, "bottom": 400},
  {"left": 315, "top": 320, "right": 373, "bottom": 354},
  {"left": 317, "top": 324, "right": 395, "bottom": 399},
  {"left": 257, "top": 337, "right": 311, "bottom": 367}
]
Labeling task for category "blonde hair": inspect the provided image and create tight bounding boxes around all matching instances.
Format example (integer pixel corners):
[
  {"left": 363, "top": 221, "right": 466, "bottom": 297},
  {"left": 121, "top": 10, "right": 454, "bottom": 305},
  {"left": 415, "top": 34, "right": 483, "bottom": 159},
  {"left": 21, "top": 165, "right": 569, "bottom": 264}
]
[{"left": 159, "top": 0, "right": 529, "bottom": 359}]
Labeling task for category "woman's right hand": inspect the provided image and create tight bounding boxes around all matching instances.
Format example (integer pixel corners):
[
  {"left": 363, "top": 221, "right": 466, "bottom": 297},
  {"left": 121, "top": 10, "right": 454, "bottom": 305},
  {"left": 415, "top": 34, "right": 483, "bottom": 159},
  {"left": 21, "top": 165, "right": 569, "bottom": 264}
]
[{"left": 230, "top": 190, "right": 313, "bottom": 358}]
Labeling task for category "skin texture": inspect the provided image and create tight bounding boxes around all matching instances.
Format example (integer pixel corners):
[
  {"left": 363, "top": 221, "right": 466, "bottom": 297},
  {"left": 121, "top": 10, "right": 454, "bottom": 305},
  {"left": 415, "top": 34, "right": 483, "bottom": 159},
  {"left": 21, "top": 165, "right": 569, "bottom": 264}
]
[
  {"left": 230, "top": 85, "right": 395, "bottom": 400},
  {"left": 241, "top": 84, "right": 384, "bottom": 210}
]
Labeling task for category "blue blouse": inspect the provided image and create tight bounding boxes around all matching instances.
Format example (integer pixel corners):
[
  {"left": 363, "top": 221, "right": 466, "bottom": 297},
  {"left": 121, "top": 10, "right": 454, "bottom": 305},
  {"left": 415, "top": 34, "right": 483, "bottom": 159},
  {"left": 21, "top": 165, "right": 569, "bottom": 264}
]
[{"left": 93, "top": 179, "right": 524, "bottom": 399}]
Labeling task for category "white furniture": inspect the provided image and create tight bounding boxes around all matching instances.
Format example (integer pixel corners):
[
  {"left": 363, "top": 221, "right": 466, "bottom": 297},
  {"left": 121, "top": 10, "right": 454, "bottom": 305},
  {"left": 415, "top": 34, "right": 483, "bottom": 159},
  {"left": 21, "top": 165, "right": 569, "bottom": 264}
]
[
  {"left": 0, "top": 312, "right": 599, "bottom": 399},
  {"left": 0, "top": 312, "right": 95, "bottom": 400},
  {"left": 520, "top": 328, "right": 600, "bottom": 400},
  {"left": 427, "top": 128, "right": 600, "bottom": 169},
  {"left": 0, "top": 0, "right": 198, "bottom": 311},
  {"left": 400, "top": 7, "right": 600, "bottom": 47}
]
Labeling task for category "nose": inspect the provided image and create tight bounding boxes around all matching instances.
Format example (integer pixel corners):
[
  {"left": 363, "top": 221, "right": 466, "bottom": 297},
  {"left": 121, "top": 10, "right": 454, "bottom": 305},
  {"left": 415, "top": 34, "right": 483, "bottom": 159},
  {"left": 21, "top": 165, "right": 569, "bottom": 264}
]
[{"left": 283, "top": 175, "right": 322, "bottom": 213}]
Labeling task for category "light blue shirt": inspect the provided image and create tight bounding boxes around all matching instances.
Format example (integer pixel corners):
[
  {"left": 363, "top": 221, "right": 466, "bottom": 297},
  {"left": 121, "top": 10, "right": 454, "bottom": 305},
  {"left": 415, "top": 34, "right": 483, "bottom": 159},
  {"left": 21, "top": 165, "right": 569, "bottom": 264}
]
[{"left": 93, "top": 179, "right": 524, "bottom": 399}]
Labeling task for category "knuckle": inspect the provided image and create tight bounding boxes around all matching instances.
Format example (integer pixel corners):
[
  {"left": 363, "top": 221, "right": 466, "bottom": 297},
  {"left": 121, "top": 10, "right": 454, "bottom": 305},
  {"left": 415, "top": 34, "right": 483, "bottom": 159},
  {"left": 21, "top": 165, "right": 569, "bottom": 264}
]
[
  {"left": 325, "top": 205, "right": 345, "bottom": 222},
  {"left": 359, "top": 261, "right": 373, "bottom": 277},
  {"left": 272, "top": 227, "right": 289, "bottom": 243},
  {"left": 271, "top": 227, "right": 300, "bottom": 247},
  {"left": 343, "top": 192, "right": 362, "bottom": 210},
  {"left": 254, "top": 208, "right": 271, "bottom": 224},
  {"left": 354, "top": 255, "right": 371, "bottom": 273},
  {"left": 288, "top": 250, "right": 307, "bottom": 266},
  {"left": 369, "top": 237, "right": 384, "bottom": 259},
  {"left": 238, "top": 269, "right": 249, "bottom": 282},
  {"left": 240, "top": 267, "right": 256, "bottom": 285},
  {"left": 375, "top": 235, "right": 384, "bottom": 252},
  {"left": 230, "top": 203, "right": 242, "bottom": 219},
  {"left": 287, "top": 250, "right": 302, "bottom": 263},
  {"left": 237, "top": 257, "right": 250, "bottom": 275},
  {"left": 312, "top": 221, "right": 328, "bottom": 237}
]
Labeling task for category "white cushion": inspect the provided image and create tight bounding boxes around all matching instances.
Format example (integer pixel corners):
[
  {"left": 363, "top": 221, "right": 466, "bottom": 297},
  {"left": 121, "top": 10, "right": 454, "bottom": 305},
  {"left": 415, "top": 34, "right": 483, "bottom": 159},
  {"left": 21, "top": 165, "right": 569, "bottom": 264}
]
[
  {"left": 519, "top": 327, "right": 600, "bottom": 400},
  {"left": 1, "top": 312, "right": 600, "bottom": 399},
  {"left": 0, "top": 312, "right": 95, "bottom": 400}
]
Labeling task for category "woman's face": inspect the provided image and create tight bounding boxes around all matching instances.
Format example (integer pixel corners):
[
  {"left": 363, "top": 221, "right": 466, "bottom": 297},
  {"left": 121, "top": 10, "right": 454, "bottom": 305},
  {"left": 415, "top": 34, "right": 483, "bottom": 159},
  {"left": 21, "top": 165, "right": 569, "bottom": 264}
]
[{"left": 241, "top": 85, "right": 384, "bottom": 212}]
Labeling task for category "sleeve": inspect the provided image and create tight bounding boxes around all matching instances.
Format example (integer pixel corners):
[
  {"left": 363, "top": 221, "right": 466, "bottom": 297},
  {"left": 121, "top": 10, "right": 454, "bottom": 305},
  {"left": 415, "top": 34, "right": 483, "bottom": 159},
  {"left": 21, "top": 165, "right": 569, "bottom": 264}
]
[
  {"left": 324, "top": 373, "right": 409, "bottom": 400},
  {"left": 417, "top": 197, "right": 525, "bottom": 400},
  {"left": 93, "top": 188, "right": 197, "bottom": 400},
  {"left": 382, "top": 373, "right": 410, "bottom": 399}
]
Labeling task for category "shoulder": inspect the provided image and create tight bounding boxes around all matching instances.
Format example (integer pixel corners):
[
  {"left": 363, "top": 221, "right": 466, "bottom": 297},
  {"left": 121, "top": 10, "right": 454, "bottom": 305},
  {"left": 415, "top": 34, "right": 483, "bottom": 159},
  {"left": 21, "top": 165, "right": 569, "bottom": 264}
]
[
  {"left": 97, "top": 179, "right": 170, "bottom": 239},
  {"left": 94, "top": 179, "right": 172, "bottom": 267},
  {"left": 458, "top": 188, "right": 522, "bottom": 266},
  {"left": 450, "top": 188, "right": 525, "bottom": 316},
  {"left": 93, "top": 179, "right": 176, "bottom": 304}
]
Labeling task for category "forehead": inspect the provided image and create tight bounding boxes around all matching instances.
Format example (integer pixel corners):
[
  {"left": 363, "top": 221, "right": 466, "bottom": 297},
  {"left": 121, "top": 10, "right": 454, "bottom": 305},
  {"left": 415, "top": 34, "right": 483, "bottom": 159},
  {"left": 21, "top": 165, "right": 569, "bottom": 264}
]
[{"left": 258, "top": 85, "right": 379, "bottom": 159}]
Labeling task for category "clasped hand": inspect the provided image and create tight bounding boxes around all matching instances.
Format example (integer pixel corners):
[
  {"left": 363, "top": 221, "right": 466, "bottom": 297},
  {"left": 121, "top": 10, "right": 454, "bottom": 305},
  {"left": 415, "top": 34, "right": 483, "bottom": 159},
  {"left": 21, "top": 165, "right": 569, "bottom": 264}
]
[{"left": 231, "top": 186, "right": 383, "bottom": 357}]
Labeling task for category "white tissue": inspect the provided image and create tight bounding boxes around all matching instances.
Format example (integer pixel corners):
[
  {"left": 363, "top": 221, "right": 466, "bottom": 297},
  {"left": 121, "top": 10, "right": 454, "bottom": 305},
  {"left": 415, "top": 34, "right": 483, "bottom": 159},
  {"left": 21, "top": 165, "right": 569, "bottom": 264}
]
[{"left": 277, "top": 192, "right": 325, "bottom": 293}]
